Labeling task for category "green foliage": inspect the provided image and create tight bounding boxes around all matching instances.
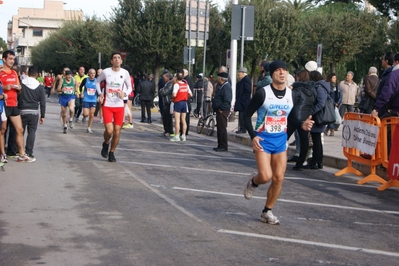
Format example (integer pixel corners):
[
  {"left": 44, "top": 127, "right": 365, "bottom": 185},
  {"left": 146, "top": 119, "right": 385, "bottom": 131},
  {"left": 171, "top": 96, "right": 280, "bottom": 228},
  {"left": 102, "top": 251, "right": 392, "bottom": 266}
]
[
  {"left": 31, "top": 16, "right": 114, "bottom": 73},
  {"left": 0, "top": 37, "right": 6, "bottom": 52},
  {"left": 298, "top": 2, "right": 382, "bottom": 77}
]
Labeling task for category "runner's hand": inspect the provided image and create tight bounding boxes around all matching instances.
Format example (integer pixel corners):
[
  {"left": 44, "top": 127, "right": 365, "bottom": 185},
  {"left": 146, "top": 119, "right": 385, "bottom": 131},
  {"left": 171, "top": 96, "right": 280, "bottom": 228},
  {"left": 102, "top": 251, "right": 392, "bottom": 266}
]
[
  {"left": 252, "top": 136, "right": 264, "bottom": 152},
  {"left": 301, "top": 115, "right": 314, "bottom": 131}
]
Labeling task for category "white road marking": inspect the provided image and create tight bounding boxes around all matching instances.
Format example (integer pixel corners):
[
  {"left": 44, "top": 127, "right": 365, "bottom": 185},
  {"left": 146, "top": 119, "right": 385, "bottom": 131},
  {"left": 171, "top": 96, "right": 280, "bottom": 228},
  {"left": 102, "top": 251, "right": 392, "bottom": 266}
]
[
  {"left": 115, "top": 148, "right": 254, "bottom": 161},
  {"left": 172, "top": 187, "right": 399, "bottom": 214},
  {"left": 218, "top": 229, "right": 399, "bottom": 258}
]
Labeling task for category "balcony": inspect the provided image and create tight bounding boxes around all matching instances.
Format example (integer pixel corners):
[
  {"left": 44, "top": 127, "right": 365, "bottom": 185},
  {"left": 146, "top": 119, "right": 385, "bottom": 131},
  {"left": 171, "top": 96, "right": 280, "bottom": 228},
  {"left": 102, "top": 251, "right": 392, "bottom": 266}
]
[{"left": 14, "top": 37, "right": 29, "bottom": 48}]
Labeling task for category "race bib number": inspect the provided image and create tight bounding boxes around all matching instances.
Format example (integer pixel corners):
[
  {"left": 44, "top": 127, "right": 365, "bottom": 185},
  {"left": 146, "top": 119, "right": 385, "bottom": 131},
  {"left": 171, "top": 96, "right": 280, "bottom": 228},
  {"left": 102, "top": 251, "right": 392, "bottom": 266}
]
[
  {"left": 265, "top": 116, "right": 287, "bottom": 133},
  {"left": 108, "top": 88, "right": 121, "bottom": 98},
  {"left": 63, "top": 86, "right": 74, "bottom": 94},
  {"left": 87, "top": 88, "right": 96, "bottom": 96}
]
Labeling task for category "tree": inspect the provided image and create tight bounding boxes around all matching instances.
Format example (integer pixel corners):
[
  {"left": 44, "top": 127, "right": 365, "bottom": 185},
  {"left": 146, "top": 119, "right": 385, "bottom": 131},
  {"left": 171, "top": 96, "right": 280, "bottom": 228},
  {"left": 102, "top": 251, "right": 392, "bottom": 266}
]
[
  {"left": 31, "top": 16, "right": 114, "bottom": 73},
  {"left": 281, "top": 0, "right": 313, "bottom": 11},
  {"left": 368, "top": 0, "right": 399, "bottom": 18},
  {"left": 298, "top": 3, "right": 381, "bottom": 73},
  {"left": 224, "top": 0, "right": 303, "bottom": 79},
  {"left": 0, "top": 37, "right": 7, "bottom": 52}
]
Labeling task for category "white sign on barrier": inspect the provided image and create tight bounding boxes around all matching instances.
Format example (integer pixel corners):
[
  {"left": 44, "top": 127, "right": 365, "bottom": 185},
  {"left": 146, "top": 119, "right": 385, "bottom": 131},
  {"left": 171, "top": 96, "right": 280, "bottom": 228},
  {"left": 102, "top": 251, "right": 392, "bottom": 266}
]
[{"left": 341, "top": 120, "right": 380, "bottom": 155}]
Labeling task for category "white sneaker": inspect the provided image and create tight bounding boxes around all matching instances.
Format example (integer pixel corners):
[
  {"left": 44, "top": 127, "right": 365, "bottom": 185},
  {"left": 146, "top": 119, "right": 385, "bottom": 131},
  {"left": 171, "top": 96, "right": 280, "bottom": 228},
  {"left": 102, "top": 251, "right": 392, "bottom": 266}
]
[
  {"left": 244, "top": 175, "right": 257, "bottom": 199},
  {"left": 17, "top": 154, "right": 36, "bottom": 163},
  {"left": 180, "top": 134, "right": 186, "bottom": 141},
  {"left": 260, "top": 210, "right": 280, "bottom": 225},
  {"left": 87, "top": 128, "right": 93, "bottom": 134},
  {"left": 69, "top": 120, "right": 74, "bottom": 129},
  {"left": 170, "top": 135, "right": 181, "bottom": 142},
  {"left": 0, "top": 154, "right": 8, "bottom": 163}
]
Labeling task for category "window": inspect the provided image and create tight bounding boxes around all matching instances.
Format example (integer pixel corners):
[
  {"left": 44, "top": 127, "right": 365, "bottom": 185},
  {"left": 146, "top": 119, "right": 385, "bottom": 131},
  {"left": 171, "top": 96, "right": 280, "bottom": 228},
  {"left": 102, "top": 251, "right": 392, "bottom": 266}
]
[{"left": 33, "top": 29, "right": 43, "bottom": 37}]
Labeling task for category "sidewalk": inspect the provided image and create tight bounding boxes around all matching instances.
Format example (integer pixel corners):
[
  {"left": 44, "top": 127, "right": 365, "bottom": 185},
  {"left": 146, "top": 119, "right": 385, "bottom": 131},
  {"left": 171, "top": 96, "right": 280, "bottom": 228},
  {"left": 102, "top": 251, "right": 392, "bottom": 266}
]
[{"left": 135, "top": 106, "right": 387, "bottom": 178}]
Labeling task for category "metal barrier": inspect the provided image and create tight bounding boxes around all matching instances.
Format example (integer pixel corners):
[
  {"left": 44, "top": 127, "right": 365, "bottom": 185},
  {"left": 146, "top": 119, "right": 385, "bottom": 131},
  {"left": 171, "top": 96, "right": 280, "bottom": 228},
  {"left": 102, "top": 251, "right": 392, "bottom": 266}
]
[
  {"left": 334, "top": 113, "right": 385, "bottom": 185},
  {"left": 378, "top": 117, "right": 399, "bottom": 191}
]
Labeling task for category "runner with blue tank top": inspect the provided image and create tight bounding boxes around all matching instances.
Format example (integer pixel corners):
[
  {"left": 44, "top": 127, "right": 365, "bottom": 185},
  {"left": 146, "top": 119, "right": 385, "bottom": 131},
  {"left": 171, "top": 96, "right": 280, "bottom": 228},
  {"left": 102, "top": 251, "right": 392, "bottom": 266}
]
[
  {"left": 80, "top": 68, "right": 97, "bottom": 134},
  {"left": 242, "top": 60, "right": 314, "bottom": 225},
  {"left": 57, "top": 70, "right": 77, "bottom": 133}
]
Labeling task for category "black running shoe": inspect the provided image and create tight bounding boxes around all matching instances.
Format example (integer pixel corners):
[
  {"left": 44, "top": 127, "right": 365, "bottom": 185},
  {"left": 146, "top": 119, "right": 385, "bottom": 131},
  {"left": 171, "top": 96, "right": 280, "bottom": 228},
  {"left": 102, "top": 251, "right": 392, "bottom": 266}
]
[
  {"left": 108, "top": 152, "right": 116, "bottom": 162},
  {"left": 101, "top": 142, "right": 109, "bottom": 158}
]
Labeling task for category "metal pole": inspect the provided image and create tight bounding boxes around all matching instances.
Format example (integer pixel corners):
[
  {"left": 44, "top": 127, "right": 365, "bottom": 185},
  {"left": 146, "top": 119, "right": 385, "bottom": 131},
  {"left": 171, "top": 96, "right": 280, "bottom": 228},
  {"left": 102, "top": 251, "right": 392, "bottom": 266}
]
[
  {"left": 188, "top": 0, "right": 192, "bottom": 77},
  {"left": 230, "top": 0, "right": 238, "bottom": 106},
  {"left": 202, "top": 0, "right": 208, "bottom": 77},
  {"left": 240, "top": 6, "right": 246, "bottom": 68}
]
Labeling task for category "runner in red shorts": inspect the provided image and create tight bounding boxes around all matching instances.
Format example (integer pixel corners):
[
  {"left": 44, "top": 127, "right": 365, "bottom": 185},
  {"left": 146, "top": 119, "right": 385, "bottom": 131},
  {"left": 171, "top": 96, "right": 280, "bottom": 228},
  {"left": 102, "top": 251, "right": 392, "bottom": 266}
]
[{"left": 96, "top": 52, "right": 132, "bottom": 162}]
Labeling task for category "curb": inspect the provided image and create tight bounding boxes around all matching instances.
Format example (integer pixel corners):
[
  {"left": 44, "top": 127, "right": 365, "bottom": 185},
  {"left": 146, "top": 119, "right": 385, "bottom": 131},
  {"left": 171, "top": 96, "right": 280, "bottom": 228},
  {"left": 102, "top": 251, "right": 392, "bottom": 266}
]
[{"left": 187, "top": 119, "right": 388, "bottom": 179}]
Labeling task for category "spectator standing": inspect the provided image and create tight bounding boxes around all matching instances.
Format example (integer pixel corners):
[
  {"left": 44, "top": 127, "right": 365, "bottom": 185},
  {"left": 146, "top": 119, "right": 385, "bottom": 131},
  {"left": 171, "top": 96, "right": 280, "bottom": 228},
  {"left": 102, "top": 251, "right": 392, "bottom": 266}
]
[
  {"left": 137, "top": 74, "right": 155, "bottom": 124},
  {"left": 256, "top": 62, "right": 271, "bottom": 91},
  {"left": 212, "top": 70, "right": 232, "bottom": 151},
  {"left": 193, "top": 73, "right": 205, "bottom": 117},
  {"left": 375, "top": 52, "right": 395, "bottom": 100},
  {"left": 18, "top": 66, "right": 46, "bottom": 161},
  {"left": 325, "top": 73, "right": 342, "bottom": 135},
  {"left": 235, "top": 67, "right": 251, "bottom": 134},
  {"left": 338, "top": 71, "right": 357, "bottom": 118},
  {"left": 359, "top": 67, "right": 379, "bottom": 114},
  {"left": 306, "top": 71, "right": 330, "bottom": 170},
  {"left": 159, "top": 71, "right": 174, "bottom": 136}
]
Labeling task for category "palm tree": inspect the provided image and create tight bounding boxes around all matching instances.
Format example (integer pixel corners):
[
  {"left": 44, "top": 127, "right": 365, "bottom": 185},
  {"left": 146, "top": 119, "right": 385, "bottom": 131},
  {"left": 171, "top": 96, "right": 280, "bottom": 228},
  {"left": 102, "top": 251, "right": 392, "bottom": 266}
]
[{"left": 282, "top": 0, "right": 313, "bottom": 12}]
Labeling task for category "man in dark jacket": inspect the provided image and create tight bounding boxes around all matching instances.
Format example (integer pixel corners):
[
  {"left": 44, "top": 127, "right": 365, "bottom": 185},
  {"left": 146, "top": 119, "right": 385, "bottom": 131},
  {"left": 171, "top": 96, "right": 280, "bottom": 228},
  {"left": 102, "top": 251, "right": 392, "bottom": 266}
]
[
  {"left": 235, "top": 67, "right": 252, "bottom": 134},
  {"left": 193, "top": 73, "right": 204, "bottom": 117},
  {"left": 359, "top": 66, "right": 379, "bottom": 114},
  {"left": 212, "top": 70, "right": 232, "bottom": 151},
  {"left": 137, "top": 74, "right": 155, "bottom": 123},
  {"left": 18, "top": 66, "right": 46, "bottom": 160},
  {"left": 159, "top": 72, "right": 174, "bottom": 136}
]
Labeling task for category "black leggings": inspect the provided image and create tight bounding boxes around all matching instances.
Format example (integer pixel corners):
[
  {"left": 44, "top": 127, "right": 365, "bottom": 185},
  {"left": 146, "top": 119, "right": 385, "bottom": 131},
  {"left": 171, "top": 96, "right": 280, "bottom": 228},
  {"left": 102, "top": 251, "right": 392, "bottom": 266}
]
[{"left": 287, "top": 124, "right": 309, "bottom": 166}]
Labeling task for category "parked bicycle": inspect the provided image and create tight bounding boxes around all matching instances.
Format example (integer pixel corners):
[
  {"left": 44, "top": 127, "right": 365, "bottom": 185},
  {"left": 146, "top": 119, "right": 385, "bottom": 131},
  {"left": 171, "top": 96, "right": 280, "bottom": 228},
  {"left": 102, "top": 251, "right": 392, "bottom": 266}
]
[{"left": 196, "top": 101, "right": 215, "bottom": 136}]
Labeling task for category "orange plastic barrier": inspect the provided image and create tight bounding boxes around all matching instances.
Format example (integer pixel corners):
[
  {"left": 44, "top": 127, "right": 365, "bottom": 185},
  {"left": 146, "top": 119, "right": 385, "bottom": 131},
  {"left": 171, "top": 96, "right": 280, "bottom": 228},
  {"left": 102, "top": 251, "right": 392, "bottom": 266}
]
[
  {"left": 335, "top": 113, "right": 385, "bottom": 185},
  {"left": 378, "top": 117, "right": 399, "bottom": 191}
]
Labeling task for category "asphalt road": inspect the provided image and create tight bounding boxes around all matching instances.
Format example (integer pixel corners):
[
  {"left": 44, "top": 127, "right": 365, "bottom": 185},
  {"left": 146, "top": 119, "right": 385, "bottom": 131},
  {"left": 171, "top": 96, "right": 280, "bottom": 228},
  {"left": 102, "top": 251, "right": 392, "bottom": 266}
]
[{"left": 1, "top": 99, "right": 398, "bottom": 266}]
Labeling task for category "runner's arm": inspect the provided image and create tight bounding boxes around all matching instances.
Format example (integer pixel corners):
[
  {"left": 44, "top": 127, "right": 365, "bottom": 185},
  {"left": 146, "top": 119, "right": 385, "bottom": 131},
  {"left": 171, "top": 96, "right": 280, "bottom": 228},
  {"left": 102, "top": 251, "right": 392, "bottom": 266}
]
[{"left": 243, "top": 88, "right": 265, "bottom": 139}]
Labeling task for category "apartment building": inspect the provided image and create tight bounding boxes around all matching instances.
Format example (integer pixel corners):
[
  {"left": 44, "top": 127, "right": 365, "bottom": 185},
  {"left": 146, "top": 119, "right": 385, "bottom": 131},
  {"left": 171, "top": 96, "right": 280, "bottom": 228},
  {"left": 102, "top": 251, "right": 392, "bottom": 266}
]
[{"left": 7, "top": 0, "right": 82, "bottom": 66}]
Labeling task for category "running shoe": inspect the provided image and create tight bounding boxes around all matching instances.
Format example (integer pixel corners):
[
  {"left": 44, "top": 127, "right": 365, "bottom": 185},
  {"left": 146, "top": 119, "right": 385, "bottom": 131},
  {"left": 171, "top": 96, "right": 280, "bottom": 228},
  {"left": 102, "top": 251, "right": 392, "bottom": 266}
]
[
  {"left": 17, "top": 154, "right": 36, "bottom": 162},
  {"left": 180, "top": 134, "right": 187, "bottom": 142},
  {"left": 260, "top": 210, "right": 280, "bottom": 225},
  {"left": 101, "top": 142, "right": 109, "bottom": 158},
  {"left": 108, "top": 152, "right": 116, "bottom": 162},
  {"left": 0, "top": 154, "right": 8, "bottom": 163},
  {"left": 63, "top": 126, "right": 68, "bottom": 134},
  {"left": 69, "top": 120, "right": 74, "bottom": 129},
  {"left": 6, "top": 152, "right": 17, "bottom": 158},
  {"left": 28, "top": 154, "right": 36, "bottom": 161},
  {"left": 87, "top": 128, "right": 93, "bottom": 134},
  {"left": 82, "top": 117, "right": 87, "bottom": 124},
  {"left": 244, "top": 175, "right": 257, "bottom": 199},
  {"left": 75, "top": 117, "right": 80, "bottom": 123},
  {"left": 122, "top": 123, "right": 134, "bottom": 129},
  {"left": 170, "top": 135, "right": 180, "bottom": 142}
]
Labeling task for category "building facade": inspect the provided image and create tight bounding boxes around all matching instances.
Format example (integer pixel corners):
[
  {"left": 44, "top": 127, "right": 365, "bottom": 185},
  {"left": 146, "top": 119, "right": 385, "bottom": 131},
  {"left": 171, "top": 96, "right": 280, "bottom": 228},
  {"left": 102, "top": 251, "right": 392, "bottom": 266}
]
[{"left": 7, "top": 0, "right": 82, "bottom": 66}]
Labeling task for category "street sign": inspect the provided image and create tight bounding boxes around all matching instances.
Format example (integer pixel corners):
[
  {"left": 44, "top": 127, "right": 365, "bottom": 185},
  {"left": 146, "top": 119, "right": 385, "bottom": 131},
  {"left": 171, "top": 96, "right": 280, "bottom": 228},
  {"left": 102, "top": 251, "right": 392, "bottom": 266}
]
[
  {"left": 231, "top": 5, "right": 255, "bottom": 41},
  {"left": 184, "top": 46, "right": 196, "bottom": 65}
]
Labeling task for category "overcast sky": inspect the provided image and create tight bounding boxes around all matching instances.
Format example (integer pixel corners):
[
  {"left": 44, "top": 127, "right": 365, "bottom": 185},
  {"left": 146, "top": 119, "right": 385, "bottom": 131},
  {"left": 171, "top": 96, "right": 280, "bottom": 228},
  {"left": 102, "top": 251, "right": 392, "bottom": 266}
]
[{"left": 0, "top": 0, "right": 227, "bottom": 42}]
